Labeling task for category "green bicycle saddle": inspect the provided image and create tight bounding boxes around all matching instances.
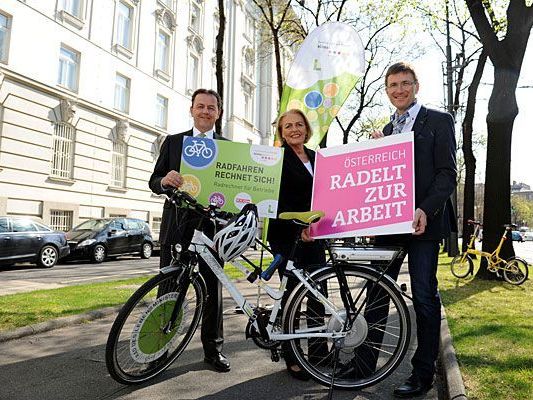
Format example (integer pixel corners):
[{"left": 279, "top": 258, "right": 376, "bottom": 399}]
[{"left": 279, "top": 210, "right": 325, "bottom": 224}]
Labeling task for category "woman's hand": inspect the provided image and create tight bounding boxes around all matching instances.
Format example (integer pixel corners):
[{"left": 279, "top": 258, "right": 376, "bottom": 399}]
[{"left": 301, "top": 227, "right": 314, "bottom": 242}]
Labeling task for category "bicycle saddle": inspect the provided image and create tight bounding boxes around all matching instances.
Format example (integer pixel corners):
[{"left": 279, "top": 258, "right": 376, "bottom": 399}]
[{"left": 279, "top": 210, "right": 324, "bottom": 224}]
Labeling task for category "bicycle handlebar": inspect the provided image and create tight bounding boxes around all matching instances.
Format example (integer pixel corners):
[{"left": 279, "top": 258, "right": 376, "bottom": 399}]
[
  {"left": 467, "top": 219, "right": 482, "bottom": 226},
  {"left": 467, "top": 220, "right": 517, "bottom": 231},
  {"left": 167, "top": 189, "right": 235, "bottom": 222}
]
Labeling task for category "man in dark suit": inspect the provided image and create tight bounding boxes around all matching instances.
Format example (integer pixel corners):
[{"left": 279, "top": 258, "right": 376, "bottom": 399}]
[
  {"left": 370, "top": 62, "right": 457, "bottom": 397},
  {"left": 148, "top": 88, "right": 231, "bottom": 372}
]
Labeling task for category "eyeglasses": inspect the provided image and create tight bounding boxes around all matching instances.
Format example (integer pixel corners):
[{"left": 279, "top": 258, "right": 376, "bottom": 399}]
[{"left": 386, "top": 80, "right": 417, "bottom": 90}]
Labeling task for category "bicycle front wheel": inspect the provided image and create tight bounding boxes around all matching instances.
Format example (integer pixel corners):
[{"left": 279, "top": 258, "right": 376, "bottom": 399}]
[
  {"left": 451, "top": 253, "right": 473, "bottom": 278},
  {"left": 105, "top": 269, "right": 205, "bottom": 384},
  {"left": 283, "top": 265, "right": 411, "bottom": 390},
  {"left": 503, "top": 257, "right": 529, "bottom": 285}
]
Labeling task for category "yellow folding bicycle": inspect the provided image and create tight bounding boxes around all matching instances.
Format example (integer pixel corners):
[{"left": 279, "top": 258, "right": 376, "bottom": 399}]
[{"left": 450, "top": 220, "right": 529, "bottom": 285}]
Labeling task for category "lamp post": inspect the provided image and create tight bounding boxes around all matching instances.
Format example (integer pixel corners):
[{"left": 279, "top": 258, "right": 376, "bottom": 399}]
[{"left": 445, "top": 0, "right": 459, "bottom": 256}]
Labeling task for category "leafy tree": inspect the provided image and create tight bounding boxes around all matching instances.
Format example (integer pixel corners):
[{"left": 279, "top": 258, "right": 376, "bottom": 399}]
[
  {"left": 511, "top": 195, "right": 533, "bottom": 227},
  {"left": 252, "top": 0, "right": 303, "bottom": 101},
  {"left": 465, "top": 0, "right": 533, "bottom": 279}
]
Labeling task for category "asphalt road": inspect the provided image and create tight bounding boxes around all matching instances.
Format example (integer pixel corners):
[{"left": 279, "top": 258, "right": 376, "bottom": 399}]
[
  {"left": 0, "top": 268, "right": 442, "bottom": 400},
  {"left": 0, "top": 256, "right": 160, "bottom": 296}
]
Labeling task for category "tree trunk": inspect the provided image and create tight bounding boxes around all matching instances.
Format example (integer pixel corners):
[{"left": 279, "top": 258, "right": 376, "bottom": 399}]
[
  {"left": 272, "top": 29, "right": 284, "bottom": 102},
  {"left": 477, "top": 68, "right": 518, "bottom": 279},
  {"left": 215, "top": 0, "right": 226, "bottom": 135},
  {"left": 466, "top": 0, "right": 533, "bottom": 280},
  {"left": 461, "top": 51, "right": 486, "bottom": 252}
]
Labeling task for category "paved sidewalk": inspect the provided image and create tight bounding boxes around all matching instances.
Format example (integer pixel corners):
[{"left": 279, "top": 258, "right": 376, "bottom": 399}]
[{"left": 0, "top": 264, "right": 459, "bottom": 400}]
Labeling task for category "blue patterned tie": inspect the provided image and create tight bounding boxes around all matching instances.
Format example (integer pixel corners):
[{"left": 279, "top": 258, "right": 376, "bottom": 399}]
[{"left": 392, "top": 112, "right": 408, "bottom": 135}]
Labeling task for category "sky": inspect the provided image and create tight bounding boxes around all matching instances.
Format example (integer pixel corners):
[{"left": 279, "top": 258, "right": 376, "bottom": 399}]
[{"left": 416, "top": 36, "right": 533, "bottom": 186}]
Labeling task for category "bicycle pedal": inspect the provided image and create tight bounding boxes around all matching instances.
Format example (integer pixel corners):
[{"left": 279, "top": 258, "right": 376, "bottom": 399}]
[{"left": 270, "top": 349, "right": 280, "bottom": 362}]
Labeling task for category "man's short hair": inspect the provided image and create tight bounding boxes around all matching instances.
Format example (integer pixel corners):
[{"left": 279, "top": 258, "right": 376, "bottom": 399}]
[
  {"left": 191, "top": 88, "right": 223, "bottom": 111},
  {"left": 385, "top": 62, "right": 418, "bottom": 86}
]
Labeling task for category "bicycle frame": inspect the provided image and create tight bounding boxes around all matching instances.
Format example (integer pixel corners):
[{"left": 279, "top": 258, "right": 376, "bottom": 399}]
[
  {"left": 464, "top": 226, "right": 509, "bottom": 269},
  {"left": 187, "top": 228, "right": 355, "bottom": 341}
]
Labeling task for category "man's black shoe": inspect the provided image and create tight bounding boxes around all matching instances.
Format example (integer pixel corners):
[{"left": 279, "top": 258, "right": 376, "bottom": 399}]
[
  {"left": 393, "top": 374, "right": 433, "bottom": 398},
  {"left": 204, "top": 352, "right": 231, "bottom": 372}
]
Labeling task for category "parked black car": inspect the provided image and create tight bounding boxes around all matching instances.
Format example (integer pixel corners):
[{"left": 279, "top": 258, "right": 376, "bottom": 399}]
[
  {"left": 65, "top": 218, "right": 153, "bottom": 263},
  {"left": 0, "top": 216, "right": 70, "bottom": 268}
]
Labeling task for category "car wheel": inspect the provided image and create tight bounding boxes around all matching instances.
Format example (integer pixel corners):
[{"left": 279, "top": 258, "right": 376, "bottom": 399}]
[
  {"left": 92, "top": 244, "right": 106, "bottom": 263},
  {"left": 140, "top": 242, "right": 152, "bottom": 259},
  {"left": 37, "top": 245, "right": 59, "bottom": 268}
]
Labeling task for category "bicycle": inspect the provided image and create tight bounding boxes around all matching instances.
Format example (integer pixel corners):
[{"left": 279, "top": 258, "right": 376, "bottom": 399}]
[
  {"left": 105, "top": 190, "right": 411, "bottom": 392},
  {"left": 184, "top": 139, "right": 214, "bottom": 158},
  {"left": 450, "top": 220, "right": 529, "bottom": 285}
]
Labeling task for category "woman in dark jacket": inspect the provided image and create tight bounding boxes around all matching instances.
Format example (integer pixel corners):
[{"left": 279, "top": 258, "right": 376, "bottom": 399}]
[{"left": 267, "top": 109, "right": 327, "bottom": 380}]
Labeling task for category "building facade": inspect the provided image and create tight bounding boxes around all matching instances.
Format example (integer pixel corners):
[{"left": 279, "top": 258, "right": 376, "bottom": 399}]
[{"left": 0, "top": 0, "right": 282, "bottom": 235}]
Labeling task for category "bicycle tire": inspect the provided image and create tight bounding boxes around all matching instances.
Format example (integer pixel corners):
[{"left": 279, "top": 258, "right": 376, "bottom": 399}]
[
  {"left": 503, "top": 257, "right": 529, "bottom": 285},
  {"left": 283, "top": 265, "right": 411, "bottom": 390},
  {"left": 183, "top": 144, "right": 197, "bottom": 157},
  {"left": 450, "top": 253, "right": 473, "bottom": 278},
  {"left": 105, "top": 268, "right": 205, "bottom": 384}
]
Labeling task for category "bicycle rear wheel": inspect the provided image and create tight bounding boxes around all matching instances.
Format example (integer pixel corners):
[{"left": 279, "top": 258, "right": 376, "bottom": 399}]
[
  {"left": 105, "top": 268, "right": 205, "bottom": 384},
  {"left": 503, "top": 257, "right": 529, "bottom": 285},
  {"left": 450, "top": 253, "right": 473, "bottom": 278},
  {"left": 283, "top": 265, "right": 410, "bottom": 390}
]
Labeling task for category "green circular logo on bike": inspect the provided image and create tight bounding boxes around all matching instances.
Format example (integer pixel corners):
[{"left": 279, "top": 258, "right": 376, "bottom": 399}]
[{"left": 130, "top": 293, "right": 186, "bottom": 362}]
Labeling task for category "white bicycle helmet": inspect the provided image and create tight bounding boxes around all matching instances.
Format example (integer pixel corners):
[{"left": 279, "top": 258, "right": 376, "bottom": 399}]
[{"left": 213, "top": 203, "right": 258, "bottom": 261}]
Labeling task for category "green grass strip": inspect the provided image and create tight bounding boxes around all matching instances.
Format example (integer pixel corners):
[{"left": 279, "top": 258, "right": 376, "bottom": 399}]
[
  {"left": 0, "top": 261, "right": 262, "bottom": 332},
  {"left": 437, "top": 253, "right": 532, "bottom": 400}
]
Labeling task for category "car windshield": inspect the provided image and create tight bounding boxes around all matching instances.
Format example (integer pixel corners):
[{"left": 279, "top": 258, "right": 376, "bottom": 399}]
[{"left": 73, "top": 219, "right": 109, "bottom": 231}]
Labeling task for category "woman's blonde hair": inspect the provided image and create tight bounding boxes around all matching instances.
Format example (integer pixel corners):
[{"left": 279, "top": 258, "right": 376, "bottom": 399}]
[{"left": 276, "top": 109, "right": 312, "bottom": 144}]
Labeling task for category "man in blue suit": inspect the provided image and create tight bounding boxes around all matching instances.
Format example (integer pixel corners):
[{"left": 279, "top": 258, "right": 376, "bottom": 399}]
[
  {"left": 371, "top": 62, "right": 457, "bottom": 397},
  {"left": 149, "top": 89, "right": 231, "bottom": 373}
]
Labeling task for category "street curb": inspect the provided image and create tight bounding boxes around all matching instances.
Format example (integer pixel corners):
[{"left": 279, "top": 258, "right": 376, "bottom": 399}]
[
  {"left": 0, "top": 305, "right": 122, "bottom": 343},
  {"left": 439, "top": 306, "right": 468, "bottom": 400}
]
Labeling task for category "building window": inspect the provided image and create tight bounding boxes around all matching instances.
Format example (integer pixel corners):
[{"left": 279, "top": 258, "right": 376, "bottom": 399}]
[
  {"left": 50, "top": 210, "right": 73, "bottom": 232},
  {"left": 244, "top": 48, "right": 255, "bottom": 78},
  {"left": 155, "top": 94, "right": 168, "bottom": 129},
  {"left": 61, "top": 0, "right": 83, "bottom": 18},
  {"left": 111, "top": 140, "right": 127, "bottom": 188},
  {"left": 155, "top": 30, "right": 170, "bottom": 74},
  {"left": 0, "top": 11, "right": 11, "bottom": 64},
  {"left": 51, "top": 122, "right": 76, "bottom": 179},
  {"left": 114, "top": 73, "right": 130, "bottom": 113},
  {"left": 116, "top": 1, "right": 133, "bottom": 49},
  {"left": 187, "top": 53, "right": 199, "bottom": 93},
  {"left": 59, "top": 0, "right": 85, "bottom": 29},
  {"left": 189, "top": 1, "right": 202, "bottom": 34},
  {"left": 158, "top": 0, "right": 174, "bottom": 10},
  {"left": 58, "top": 46, "right": 80, "bottom": 92},
  {"left": 244, "top": 12, "right": 255, "bottom": 44},
  {"left": 243, "top": 83, "right": 254, "bottom": 123},
  {"left": 152, "top": 216, "right": 161, "bottom": 236}
]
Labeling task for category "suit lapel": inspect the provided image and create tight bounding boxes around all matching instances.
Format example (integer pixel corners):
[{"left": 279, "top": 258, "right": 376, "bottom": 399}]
[{"left": 412, "top": 106, "right": 429, "bottom": 137}]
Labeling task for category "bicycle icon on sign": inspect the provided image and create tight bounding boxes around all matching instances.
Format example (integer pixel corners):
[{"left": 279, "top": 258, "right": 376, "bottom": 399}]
[{"left": 184, "top": 139, "right": 214, "bottom": 159}]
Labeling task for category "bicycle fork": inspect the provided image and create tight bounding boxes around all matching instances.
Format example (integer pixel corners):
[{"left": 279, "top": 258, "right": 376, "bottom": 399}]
[{"left": 162, "top": 267, "right": 194, "bottom": 334}]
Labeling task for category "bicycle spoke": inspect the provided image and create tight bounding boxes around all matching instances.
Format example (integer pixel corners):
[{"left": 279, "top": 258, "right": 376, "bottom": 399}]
[{"left": 283, "top": 265, "right": 410, "bottom": 390}]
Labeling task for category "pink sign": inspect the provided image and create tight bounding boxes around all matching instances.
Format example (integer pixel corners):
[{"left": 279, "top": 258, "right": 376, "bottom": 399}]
[{"left": 310, "top": 133, "right": 415, "bottom": 239}]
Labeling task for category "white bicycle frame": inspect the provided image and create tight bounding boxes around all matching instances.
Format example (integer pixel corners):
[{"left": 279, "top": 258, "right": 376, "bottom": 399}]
[{"left": 188, "top": 229, "right": 350, "bottom": 342}]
